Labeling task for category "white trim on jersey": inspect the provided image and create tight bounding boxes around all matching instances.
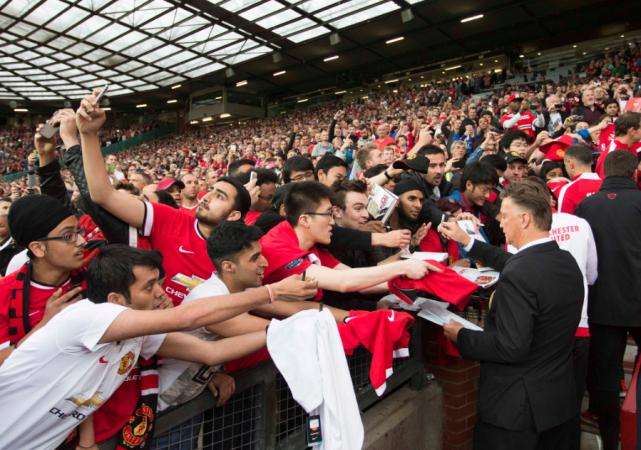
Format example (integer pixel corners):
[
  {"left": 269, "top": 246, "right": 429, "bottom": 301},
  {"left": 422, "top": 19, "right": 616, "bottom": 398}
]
[{"left": 142, "top": 201, "right": 154, "bottom": 237}]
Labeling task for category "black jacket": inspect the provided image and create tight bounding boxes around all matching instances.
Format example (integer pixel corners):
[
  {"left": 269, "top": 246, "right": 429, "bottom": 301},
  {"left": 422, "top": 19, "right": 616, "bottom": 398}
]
[
  {"left": 457, "top": 240, "right": 583, "bottom": 432},
  {"left": 575, "top": 176, "right": 641, "bottom": 327}
]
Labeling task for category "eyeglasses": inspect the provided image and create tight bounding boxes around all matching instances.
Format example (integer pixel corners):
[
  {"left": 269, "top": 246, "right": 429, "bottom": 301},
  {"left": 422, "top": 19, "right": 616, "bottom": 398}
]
[
  {"left": 38, "top": 227, "right": 85, "bottom": 244},
  {"left": 303, "top": 211, "right": 334, "bottom": 218}
]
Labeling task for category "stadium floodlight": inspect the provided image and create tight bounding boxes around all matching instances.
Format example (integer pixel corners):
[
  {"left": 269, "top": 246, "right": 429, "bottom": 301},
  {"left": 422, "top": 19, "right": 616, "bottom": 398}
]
[
  {"left": 384, "top": 78, "right": 399, "bottom": 84},
  {"left": 202, "top": 117, "right": 213, "bottom": 122},
  {"left": 385, "top": 36, "right": 404, "bottom": 44},
  {"left": 444, "top": 65, "right": 462, "bottom": 71},
  {"left": 171, "top": 84, "right": 181, "bottom": 89},
  {"left": 14, "top": 108, "right": 28, "bottom": 112},
  {"left": 136, "top": 104, "right": 147, "bottom": 108},
  {"left": 335, "top": 90, "right": 346, "bottom": 95},
  {"left": 273, "top": 70, "right": 286, "bottom": 77},
  {"left": 460, "top": 14, "right": 484, "bottom": 23},
  {"left": 323, "top": 55, "right": 339, "bottom": 62},
  {"left": 297, "top": 98, "right": 309, "bottom": 103},
  {"left": 166, "top": 99, "right": 177, "bottom": 104},
  {"left": 220, "top": 113, "right": 231, "bottom": 118},
  {"left": 190, "top": 120, "right": 199, "bottom": 124},
  {"left": 236, "top": 80, "right": 248, "bottom": 87}
]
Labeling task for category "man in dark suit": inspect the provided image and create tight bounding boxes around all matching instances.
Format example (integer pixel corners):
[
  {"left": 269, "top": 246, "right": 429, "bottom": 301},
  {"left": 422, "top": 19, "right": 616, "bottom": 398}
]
[
  {"left": 575, "top": 150, "right": 641, "bottom": 450},
  {"left": 441, "top": 180, "right": 583, "bottom": 450}
]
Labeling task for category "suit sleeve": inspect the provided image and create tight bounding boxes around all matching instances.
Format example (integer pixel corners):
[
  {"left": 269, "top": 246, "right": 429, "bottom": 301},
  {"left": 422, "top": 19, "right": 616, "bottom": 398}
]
[
  {"left": 467, "top": 239, "right": 512, "bottom": 271},
  {"left": 457, "top": 272, "right": 536, "bottom": 363}
]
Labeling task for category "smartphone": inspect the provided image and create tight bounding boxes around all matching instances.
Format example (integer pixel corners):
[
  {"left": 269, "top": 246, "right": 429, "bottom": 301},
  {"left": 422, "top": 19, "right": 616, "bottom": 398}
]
[
  {"left": 39, "top": 122, "right": 59, "bottom": 140},
  {"left": 249, "top": 171, "right": 257, "bottom": 184},
  {"left": 95, "top": 83, "right": 109, "bottom": 103}
]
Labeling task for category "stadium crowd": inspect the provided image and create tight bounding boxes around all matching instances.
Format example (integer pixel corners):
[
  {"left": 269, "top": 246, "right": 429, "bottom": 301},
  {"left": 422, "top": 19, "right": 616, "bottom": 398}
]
[{"left": 0, "top": 41, "right": 640, "bottom": 450}]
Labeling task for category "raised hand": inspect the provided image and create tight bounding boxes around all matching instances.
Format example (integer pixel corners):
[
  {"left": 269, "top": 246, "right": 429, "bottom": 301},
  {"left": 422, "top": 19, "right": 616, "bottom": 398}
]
[{"left": 76, "top": 89, "right": 106, "bottom": 135}]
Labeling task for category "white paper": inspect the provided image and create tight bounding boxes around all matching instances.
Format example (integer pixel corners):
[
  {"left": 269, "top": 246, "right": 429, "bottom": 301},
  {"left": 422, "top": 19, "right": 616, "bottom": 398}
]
[
  {"left": 401, "top": 252, "right": 449, "bottom": 263},
  {"left": 416, "top": 298, "right": 483, "bottom": 331},
  {"left": 380, "top": 295, "right": 483, "bottom": 331},
  {"left": 458, "top": 219, "right": 486, "bottom": 243},
  {"left": 451, "top": 266, "right": 500, "bottom": 289}
]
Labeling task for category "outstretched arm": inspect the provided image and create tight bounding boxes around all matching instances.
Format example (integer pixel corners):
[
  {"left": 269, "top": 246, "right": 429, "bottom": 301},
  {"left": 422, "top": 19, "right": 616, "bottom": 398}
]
[{"left": 76, "top": 91, "right": 145, "bottom": 229}]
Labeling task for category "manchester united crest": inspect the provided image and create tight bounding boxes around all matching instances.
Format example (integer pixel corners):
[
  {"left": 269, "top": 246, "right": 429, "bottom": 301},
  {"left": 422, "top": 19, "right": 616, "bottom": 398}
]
[{"left": 118, "top": 351, "right": 135, "bottom": 375}]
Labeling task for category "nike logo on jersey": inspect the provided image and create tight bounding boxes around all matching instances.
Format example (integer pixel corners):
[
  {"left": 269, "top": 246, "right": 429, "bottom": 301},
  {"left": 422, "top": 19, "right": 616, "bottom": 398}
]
[{"left": 178, "top": 246, "right": 195, "bottom": 254}]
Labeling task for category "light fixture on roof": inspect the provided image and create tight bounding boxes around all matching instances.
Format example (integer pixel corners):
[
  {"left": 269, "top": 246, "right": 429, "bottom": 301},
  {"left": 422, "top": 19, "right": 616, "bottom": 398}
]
[
  {"left": 166, "top": 99, "right": 177, "bottom": 104},
  {"left": 392, "top": 89, "right": 398, "bottom": 93},
  {"left": 273, "top": 70, "right": 286, "bottom": 77},
  {"left": 220, "top": 113, "right": 231, "bottom": 118},
  {"left": 136, "top": 103, "right": 147, "bottom": 108},
  {"left": 323, "top": 55, "right": 339, "bottom": 62},
  {"left": 202, "top": 117, "right": 213, "bottom": 122},
  {"left": 493, "top": 59, "right": 498, "bottom": 63},
  {"left": 102, "top": 107, "right": 112, "bottom": 111},
  {"left": 190, "top": 120, "right": 199, "bottom": 124},
  {"left": 479, "top": 62, "right": 483, "bottom": 66},
  {"left": 215, "top": 96, "right": 222, "bottom": 100},
  {"left": 460, "top": 14, "right": 484, "bottom": 23},
  {"left": 384, "top": 78, "right": 399, "bottom": 84},
  {"left": 494, "top": 68, "right": 502, "bottom": 73},
  {"left": 171, "top": 84, "right": 181, "bottom": 90},
  {"left": 297, "top": 98, "right": 309, "bottom": 103},
  {"left": 236, "top": 80, "right": 248, "bottom": 87},
  {"left": 620, "top": 34, "right": 625, "bottom": 38},
  {"left": 537, "top": 52, "right": 541, "bottom": 56},
  {"left": 444, "top": 65, "right": 461, "bottom": 71},
  {"left": 386, "top": 36, "right": 404, "bottom": 44},
  {"left": 572, "top": 44, "right": 577, "bottom": 48},
  {"left": 13, "top": 108, "right": 28, "bottom": 112},
  {"left": 335, "top": 90, "right": 346, "bottom": 95},
  {"left": 519, "top": 54, "right": 525, "bottom": 58},
  {"left": 362, "top": 96, "right": 369, "bottom": 99},
  {"left": 582, "top": 52, "right": 587, "bottom": 55},
  {"left": 401, "top": 8, "right": 414, "bottom": 23}
]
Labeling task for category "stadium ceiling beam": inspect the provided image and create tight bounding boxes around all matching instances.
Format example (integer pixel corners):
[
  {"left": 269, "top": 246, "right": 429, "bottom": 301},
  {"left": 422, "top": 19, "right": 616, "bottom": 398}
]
[
  {"left": 390, "top": 0, "right": 471, "bottom": 53},
  {"left": 270, "top": 0, "right": 405, "bottom": 72},
  {"left": 178, "top": 0, "right": 330, "bottom": 76}
]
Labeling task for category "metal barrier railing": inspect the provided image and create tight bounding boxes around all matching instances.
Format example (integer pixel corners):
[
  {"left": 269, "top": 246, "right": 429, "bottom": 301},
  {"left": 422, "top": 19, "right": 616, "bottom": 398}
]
[{"left": 153, "top": 324, "right": 426, "bottom": 450}]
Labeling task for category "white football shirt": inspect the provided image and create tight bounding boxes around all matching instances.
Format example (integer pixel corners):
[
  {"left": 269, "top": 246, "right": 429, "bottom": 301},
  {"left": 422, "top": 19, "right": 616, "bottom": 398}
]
[
  {"left": 0, "top": 300, "right": 166, "bottom": 450},
  {"left": 157, "top": 274, "right": 227, "bottom": 411}
]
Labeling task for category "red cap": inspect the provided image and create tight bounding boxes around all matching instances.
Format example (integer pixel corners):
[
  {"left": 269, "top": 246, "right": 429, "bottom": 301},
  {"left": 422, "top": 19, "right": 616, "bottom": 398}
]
[
  {"left": 541, "top": 135, "right": 574, "bottom": 161},
  {"left": 157, "top": 178, "right": 185, "bottom": 191}
]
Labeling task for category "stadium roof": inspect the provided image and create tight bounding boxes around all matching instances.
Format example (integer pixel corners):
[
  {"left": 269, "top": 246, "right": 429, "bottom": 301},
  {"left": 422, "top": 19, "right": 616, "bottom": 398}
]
[
  {"left": 0, "top": 0, "right": 415, "bottom": 101},
  {"left": 0, "top": 0, "right": 639, "bottom": 107}
]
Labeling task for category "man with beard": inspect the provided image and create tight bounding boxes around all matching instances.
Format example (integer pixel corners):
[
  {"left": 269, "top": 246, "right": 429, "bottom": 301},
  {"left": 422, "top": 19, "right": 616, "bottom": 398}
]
[
  {"left": 78, "top": 91, "right": 251, "bottom": 305},
  {"left": 179, "top": 173, "right": 200, "bottom": 215},
  {"left": 387, "top": 179, "right": 430, "bottom": 252}
]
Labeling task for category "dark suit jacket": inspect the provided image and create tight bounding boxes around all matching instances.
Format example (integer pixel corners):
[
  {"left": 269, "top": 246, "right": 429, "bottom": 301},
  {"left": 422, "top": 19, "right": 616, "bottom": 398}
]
[
  {"left": 575, "top": 176, "right": 641, "bottom": 327},
  {"left": 457, "top": 240, "right": 583, "bottom": 432}
]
